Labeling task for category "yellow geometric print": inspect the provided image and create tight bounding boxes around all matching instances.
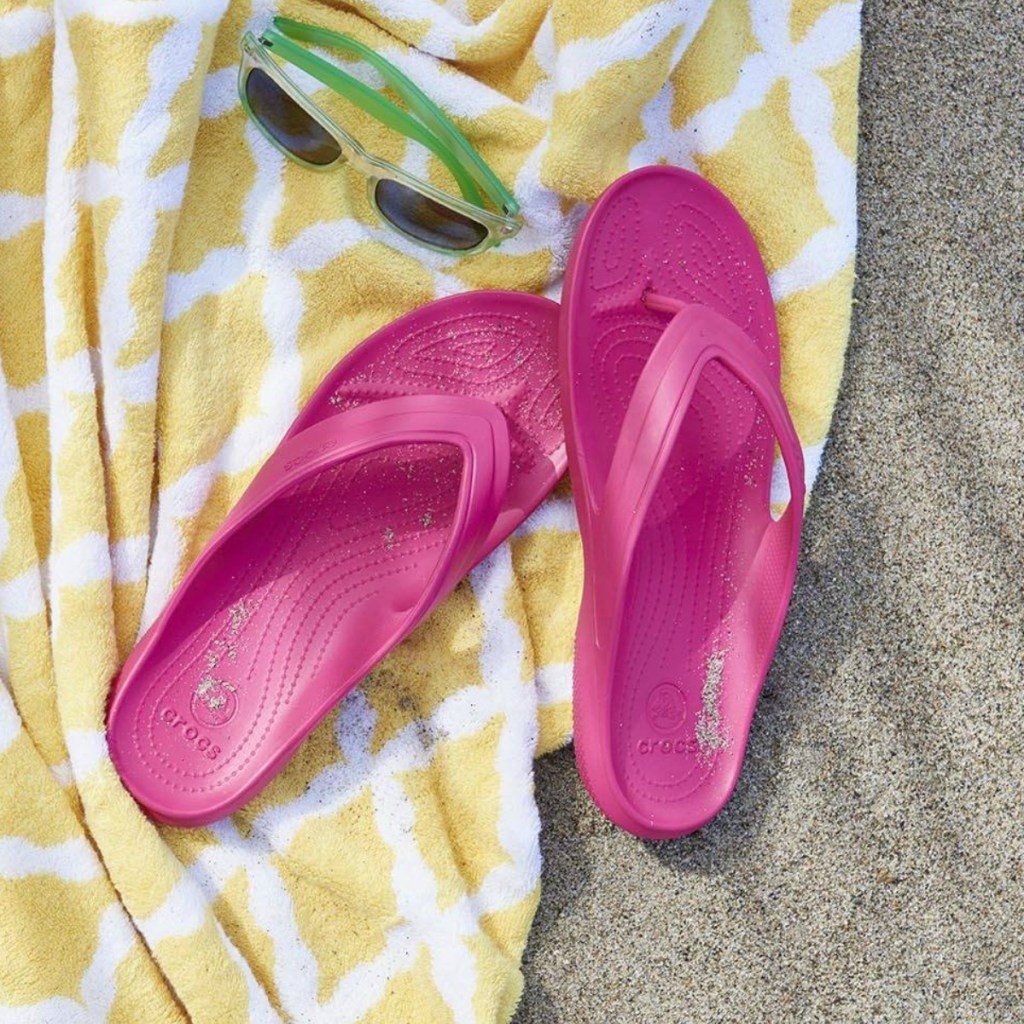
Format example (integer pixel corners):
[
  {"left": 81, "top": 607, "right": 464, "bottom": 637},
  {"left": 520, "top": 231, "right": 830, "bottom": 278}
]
[{"left": 0, "top": 0, "right": 860, "bottom": 1020}]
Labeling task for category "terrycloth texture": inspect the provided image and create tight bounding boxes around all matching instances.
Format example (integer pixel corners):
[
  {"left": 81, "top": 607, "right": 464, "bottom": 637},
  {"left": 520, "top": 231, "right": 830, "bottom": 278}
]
[{"left": 0, "top": 0, "right": 860, "bottom": 1021}]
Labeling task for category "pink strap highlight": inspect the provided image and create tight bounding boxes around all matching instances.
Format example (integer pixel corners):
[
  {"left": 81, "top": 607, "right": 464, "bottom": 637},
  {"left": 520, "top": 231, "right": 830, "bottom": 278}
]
[{"left": 596, "top": 296, "right": 805, "bottom": 641}]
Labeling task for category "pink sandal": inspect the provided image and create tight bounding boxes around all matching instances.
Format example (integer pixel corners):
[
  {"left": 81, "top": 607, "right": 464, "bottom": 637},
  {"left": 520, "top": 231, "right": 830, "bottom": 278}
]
[
  {"left": 108, "top": 292, "right": 563, "bottom": 826},
  {"left": 561, "top": 167, "right": 805, "bottom": 838}
]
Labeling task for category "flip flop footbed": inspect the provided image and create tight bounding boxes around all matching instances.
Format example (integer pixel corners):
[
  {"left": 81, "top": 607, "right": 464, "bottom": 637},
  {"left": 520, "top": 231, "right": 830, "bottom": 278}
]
[
  {"left": 291, "top": 290, "right": 565, "bottom": 549},
  {"left": 563, "top": 166, "right": 794, "bottom": 837},
  {"left": 109, "top": 293, "right": 562, "bottom": 825}
]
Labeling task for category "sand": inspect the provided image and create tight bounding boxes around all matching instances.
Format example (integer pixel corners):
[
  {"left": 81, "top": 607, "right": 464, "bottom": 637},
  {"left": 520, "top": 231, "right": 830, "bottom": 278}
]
[{"left": 513, "top": 3, "right": 1024, "bottom": 1021}]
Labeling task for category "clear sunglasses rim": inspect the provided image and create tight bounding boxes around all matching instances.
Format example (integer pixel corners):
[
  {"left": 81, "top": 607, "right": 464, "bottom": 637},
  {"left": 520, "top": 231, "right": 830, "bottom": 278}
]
[{"left": 238, "top": 34, "right": 520, "bottom": 256}]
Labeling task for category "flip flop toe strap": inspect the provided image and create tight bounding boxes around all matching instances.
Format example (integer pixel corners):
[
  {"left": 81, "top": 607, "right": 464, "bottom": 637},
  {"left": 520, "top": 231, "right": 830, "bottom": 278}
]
[
  {"left": 594, "top": 299, "right": 805, "bottom": 632},
  {"left": 158, "top": 394, "right": 511, "bottom": 652}
]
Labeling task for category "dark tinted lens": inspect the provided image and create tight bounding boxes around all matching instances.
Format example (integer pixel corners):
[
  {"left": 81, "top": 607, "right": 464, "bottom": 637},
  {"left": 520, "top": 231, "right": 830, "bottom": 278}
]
[
  {"left": 245, "top": 68, "right": 341, "bottom": 166},
  {"left": 375, "top": 178, "right": 489, "bottom": 251}
]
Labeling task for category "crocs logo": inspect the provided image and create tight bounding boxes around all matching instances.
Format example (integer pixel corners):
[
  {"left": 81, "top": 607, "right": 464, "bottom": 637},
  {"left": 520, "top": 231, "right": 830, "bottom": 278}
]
[
  {"left": 160, "top": 708, "right": 222, "bottom": 759},
  {"left": 284, "top": 438, "right": 341, "bottom": 472},
  {"left": 646, "top": 683, "right": 687, "bottom": 732},
  {"left": 191, "top": 676, "right": 238, "bottom": 728},
  {"left": 637, "top": 737, "right": 693, "bottom": 755}
]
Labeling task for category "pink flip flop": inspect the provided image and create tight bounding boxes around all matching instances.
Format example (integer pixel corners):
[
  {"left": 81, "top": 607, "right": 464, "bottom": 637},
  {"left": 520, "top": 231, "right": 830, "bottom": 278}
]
[
  {"left": 108, "top": 291, "right": 563, "bottom": 826},
  {"left": 561, "top": 167, "right": 805, "bottom": 839}
]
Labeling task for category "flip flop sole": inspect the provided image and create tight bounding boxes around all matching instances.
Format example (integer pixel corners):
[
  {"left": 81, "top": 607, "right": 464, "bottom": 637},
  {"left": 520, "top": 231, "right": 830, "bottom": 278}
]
[
  {"left": 108, "top": 292, "right": 562, "bottom": 826},
  {"left": 563, "top": 167, "right": 792, "bottom": 838}
]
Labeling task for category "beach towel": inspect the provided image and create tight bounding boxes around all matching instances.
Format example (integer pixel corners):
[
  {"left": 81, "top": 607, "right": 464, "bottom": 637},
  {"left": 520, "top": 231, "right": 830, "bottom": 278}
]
[{"left": 0, "top": 0, "right": 861, "bottom": 1020}]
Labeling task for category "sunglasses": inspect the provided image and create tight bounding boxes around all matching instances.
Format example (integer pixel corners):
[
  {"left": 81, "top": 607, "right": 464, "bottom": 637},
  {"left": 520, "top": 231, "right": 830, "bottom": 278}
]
[{"left": 238, "top": 18, "right": 522, "bottom": 255}]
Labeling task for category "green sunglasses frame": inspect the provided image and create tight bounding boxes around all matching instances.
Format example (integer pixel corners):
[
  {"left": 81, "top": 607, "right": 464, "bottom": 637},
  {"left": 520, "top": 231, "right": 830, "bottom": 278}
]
[{"left": 238, "top": 17, "right": 522, "bottom": 255}]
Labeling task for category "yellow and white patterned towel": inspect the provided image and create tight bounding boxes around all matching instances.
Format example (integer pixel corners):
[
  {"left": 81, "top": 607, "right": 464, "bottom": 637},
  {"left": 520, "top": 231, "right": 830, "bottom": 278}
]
[{"left": 0, "top": 0, "right": 860, "bottom": 1020}]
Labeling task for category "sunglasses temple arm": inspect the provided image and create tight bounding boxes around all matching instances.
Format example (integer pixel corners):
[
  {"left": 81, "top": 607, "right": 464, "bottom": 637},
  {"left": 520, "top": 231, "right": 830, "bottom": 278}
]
[
  {"left": 262, "top": 28, "right": 485, "bottom": 207},
  {"left": 273, "top": 17, "right": 519, "bottom": 217}
]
